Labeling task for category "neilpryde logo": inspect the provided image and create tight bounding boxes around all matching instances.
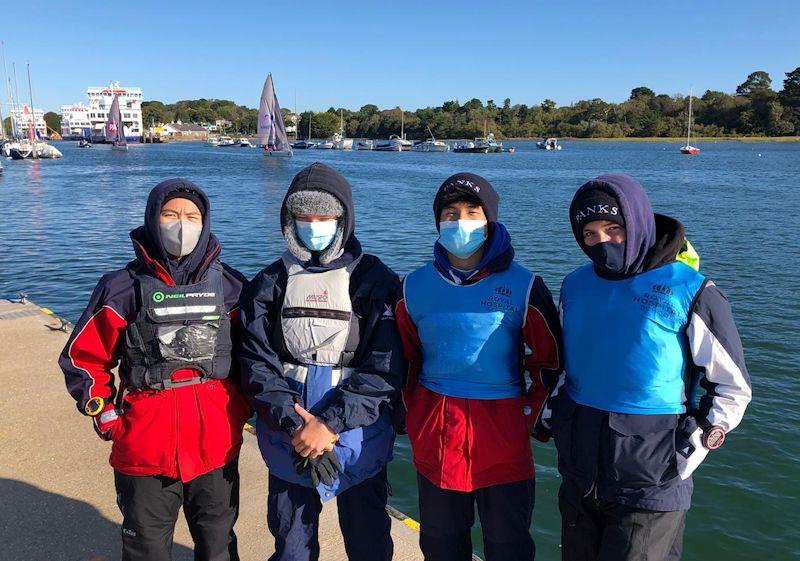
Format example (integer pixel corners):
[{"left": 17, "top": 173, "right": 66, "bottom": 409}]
[{"left": 152, "top": 291, "right": 165, "bottom": 303}]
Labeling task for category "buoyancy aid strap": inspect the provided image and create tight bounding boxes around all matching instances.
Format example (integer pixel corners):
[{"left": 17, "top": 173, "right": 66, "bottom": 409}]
[{"left": 282, "top": 363, "right": 353, "bottom": 386}]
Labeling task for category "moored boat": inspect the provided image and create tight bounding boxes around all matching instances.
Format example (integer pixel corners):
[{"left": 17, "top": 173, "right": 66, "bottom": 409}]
[
  {"left": 412, "top": 126, "right": 449, "bottom": 152},
  {"left": 680, "top": 88, "right": 700, "bottom": 155},
  {"left": 291, "top": 139, "right": 317, "bottom": 149},
  {"left": 453, "top": 141, "right": 489, "bottom": 154},
  {"left": 315, "top": 140, "right": 335, "bottom": 149},
  {"left": 354, "top": 140, "right": 373, "bottom": 151},
  {"left": 218, "top": 136, "right": 235, "bottom": 146},
  {"left": 537, "top": 137, "right": 562, "bottom": 150},
  {"left": 238, "top": 138, "right": 252, "bottom": 147}
]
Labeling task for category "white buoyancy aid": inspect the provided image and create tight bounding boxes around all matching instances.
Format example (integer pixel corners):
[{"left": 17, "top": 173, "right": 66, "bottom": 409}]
[{"left": 280, "top": 251, "right": 362, "bottom": 369}]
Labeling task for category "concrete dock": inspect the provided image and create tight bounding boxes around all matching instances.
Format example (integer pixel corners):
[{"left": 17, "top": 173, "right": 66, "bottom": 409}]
[{"left": 0, "top": 298, "right": 424, "bottom": 561}]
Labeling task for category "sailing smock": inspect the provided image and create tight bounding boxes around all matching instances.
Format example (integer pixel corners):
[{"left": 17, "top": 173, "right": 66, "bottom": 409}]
[
  {"left": 404, "top": 261, "right": 534, "bottom": 399},
  {"left": 561, "top": 262, "right": 706, "bottom": 415},
  {"left": 254, "top": 253, "right": 395, "bottom": 501}
]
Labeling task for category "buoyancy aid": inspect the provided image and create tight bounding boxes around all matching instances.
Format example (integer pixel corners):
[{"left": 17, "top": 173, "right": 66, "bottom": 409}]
[
  {"left": 404, "top": 261, "right": 534, "bottom": 399},
  {"left": 256, "top": 252, "right": 394, "bottom": 499},
  {"left": 561, "top": 261, "right": 706, "bottom": 414},
  {"left": 120, "top": 260, "right": 232, "bottom": 389}
]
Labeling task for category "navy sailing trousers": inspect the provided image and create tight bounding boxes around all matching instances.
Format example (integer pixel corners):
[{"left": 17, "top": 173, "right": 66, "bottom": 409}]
[
  {"left": 266, "top": 468, "right": 392, "bottom": 561},
  {"left": 417, "top": 473, "right": 536, "bottom": 561}
]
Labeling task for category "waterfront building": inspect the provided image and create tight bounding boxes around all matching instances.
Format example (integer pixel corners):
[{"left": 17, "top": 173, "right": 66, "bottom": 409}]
[
  {"left": 10, "top": 105, "right": 47, "bottom": 139},
  {"left": 60, "top": 104, "right": 92, "bottom": 139},
  {"left": 85, "top": 82, "right": 144, "bottom": 142},
  {"left": 162, "top": 122, "right": 207, "bottom": 138}
]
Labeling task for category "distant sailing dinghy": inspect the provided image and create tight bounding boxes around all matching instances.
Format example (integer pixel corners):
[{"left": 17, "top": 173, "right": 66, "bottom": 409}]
[
  {"left": 258, "top": 74, "right": 292, "bottom": 157},
  {"left": 106, "top": 94, "right": 128, "bottom": 151},
  {"left": 680, "top": 88, "right": 700, "bottom": 155}
]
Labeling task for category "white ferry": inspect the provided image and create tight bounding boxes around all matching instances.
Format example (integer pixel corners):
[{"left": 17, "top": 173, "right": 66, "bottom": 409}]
[
  {"left": 60, "top": 104, "right": 92, "bottom": 140},
  {"left": 83, "top": 82, "right": 144, "bottom": 143}
]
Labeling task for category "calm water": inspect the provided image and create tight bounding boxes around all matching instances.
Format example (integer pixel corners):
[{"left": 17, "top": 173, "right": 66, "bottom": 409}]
[{"left": 1, "top": 140, "right": 798, "bottom": 560}]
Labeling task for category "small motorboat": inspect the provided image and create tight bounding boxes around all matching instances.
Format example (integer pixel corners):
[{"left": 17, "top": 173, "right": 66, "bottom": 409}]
[
  {"left": 315, "top": 140, "right": 335, "bottom": 149},
  {"left": 413, "top": 139, "right": 450, "bottom": 152},
  {"left": 206, "top": 137, "right": 219, "bottom": 147},
  {"left": 453, "top": 141, "right": 489, "bottom": 154},
  {"left": 536, "top": 138, "right": 562, "bottom": 150},
  {"left": 291, "top": 139, "right": 317, "bottom": 149},
  {"left": 354, "top": 140, "right": 373, "bottom": 151},
  {"left": 218, "top": 136, "right": 236, "bottom": 146},
  {"left": 413, "top": 128, "right": 450, "bottom": 152},
  {"left": 372, "top": 135, "right": 403, "bottom": 152},
  {"left": 238, "top": 138, "right": 252, "bottom": 147},
  {"left": 78, "top": 138, "right": 92, "bottom": 148}
]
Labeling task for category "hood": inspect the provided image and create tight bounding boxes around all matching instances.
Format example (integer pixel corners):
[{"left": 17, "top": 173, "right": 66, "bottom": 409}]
[
  {"left": 434, "top": 222, "right": 514, "bottom": 284},
  {"left": 570, "top": 173, "right": 656, "bottom": 277},
  {"left": 280, "top": 162, "right": 359, "bottom": 268},
  {"left": 643, "top": 214, "right": 686, "bottom": 271},
  {"left": 130, "top": 178, "right": 217, "bottom": 285}
]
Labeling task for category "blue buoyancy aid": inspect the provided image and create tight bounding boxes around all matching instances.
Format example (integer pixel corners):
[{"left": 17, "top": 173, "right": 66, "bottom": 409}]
[
  {"left": 561, "top": 262, "right": 706, "bottom": 414},
  {"left": 404, "top": 261, "right": 534, "bottom": 399},
  {"left": 256, "top": 252, "right": 394, "bottom": 501}
]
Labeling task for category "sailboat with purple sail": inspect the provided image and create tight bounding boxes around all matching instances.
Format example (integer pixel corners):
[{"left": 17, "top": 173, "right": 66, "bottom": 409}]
[
  {"left": 258, "top": 73, "right": 292, "bottom": 157},
  {"left": 106, "top": 94, "right": 128, "bottom": 151}
]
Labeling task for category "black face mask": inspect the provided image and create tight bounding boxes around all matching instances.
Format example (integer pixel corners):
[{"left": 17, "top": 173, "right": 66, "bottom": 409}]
[{"left": 585, "top": 241, "right": 626, "bottom": 274}]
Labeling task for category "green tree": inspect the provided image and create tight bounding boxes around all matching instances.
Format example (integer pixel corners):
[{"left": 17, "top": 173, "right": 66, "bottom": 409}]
[
  {"left": 541, "top": 99, "right": 556, "bottom": 112},
  {"left": 298, "top": 111, "right": 340, "bottom": 139},
  {"left": 44, "top": 111, "right": 60, "bottom": 134},
  {"left": 630, "top": 87, "right": 655, "bottom": 100},
  {"left": 779, "top": 67, "right": 800, "bottom": 133},
  {"left": 736, "top": 71, "right": 772, "bottom": 97}
]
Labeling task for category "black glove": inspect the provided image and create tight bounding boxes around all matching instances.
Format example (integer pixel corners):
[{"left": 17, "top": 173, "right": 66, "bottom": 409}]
[{"left": 294, "top": 450, "right": 342, "bottom": 487}]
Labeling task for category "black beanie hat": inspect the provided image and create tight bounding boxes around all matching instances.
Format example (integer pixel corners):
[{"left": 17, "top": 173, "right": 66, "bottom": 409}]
[
  {"left": 163, "top": 187, "right": 206, "bottom": 216},
  {"left": 433, "top": 172, "right": 499, "bottom": 230},
  {"left": 569, "top": 187, "right": 624, "bottom": 240}
]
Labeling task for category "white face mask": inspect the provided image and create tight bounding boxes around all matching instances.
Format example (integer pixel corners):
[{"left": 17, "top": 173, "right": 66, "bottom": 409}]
[{"left": 159, "top": 219, "right": 202, "bottom": 258}]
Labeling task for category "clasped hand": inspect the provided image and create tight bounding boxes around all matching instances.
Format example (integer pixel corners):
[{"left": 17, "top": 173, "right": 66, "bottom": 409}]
[{"left": 291, "top": 403, "right": 338, "bottom": 458}]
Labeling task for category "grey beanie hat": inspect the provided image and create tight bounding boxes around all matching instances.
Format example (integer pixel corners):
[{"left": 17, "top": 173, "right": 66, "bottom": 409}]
[{"left": 282, "top": 190, "right": 346, "bottom": 264}]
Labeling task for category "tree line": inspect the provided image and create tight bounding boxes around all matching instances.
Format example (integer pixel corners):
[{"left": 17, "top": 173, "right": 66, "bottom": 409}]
[{"left": 139, "top": 67, "right": 800, "bottom": 139}]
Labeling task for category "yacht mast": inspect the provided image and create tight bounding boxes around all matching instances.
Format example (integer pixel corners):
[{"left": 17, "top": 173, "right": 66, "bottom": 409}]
[
  {"left": 686, "top": 88, "right": 693, "bottom": 146},
  {"left": 27, "top": 63, "right": 38, "bottom": 158}
]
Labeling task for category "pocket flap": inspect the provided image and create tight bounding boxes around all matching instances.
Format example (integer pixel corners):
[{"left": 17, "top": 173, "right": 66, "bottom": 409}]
[{"left": 608, "top": 412, "right": 678, "bottom": 436}]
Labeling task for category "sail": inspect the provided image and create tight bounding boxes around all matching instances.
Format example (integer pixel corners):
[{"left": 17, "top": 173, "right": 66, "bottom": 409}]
[
  {"left": 105, "top": 94, "right": 126, "bottom": 145},
  {"left": 257, "top": 74, "right": 289, "bottom": 150}
]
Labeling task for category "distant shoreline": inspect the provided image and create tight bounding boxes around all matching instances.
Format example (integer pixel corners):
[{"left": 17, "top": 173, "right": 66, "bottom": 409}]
[{"left": 498, "top": 136, "right": 800, "bottom": 143}]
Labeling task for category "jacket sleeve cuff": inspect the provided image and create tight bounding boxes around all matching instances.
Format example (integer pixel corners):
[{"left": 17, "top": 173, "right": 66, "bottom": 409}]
[{"left": 318, "top": 409, "right": 346, "bottom": 435}]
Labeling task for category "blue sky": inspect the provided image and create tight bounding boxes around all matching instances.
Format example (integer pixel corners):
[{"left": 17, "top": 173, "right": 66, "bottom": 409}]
[{"left": 3, "top": 1, "right": 799, "bottom": 113}]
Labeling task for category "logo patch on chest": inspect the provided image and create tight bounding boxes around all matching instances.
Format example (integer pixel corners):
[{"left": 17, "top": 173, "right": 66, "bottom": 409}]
[
  {"left": 632, "top": 284, "right": 679, "bottom": 320},
  {"left": 305, "top": 290, "right": 329, "bottom": 304},
  {"left": 481, "top": 285, "right": 520, "bottom": 314}
]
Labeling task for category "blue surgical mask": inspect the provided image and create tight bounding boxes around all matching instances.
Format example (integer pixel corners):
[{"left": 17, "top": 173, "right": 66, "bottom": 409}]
[
  {"left": 438, "top": 220, "right": 487, "bottom": 259},
  {"left": 295, "top": 219, "right": 338, "bottom": 251},
  {"left": 585, "top": 241, "right": 626, "bottom": 274}
]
